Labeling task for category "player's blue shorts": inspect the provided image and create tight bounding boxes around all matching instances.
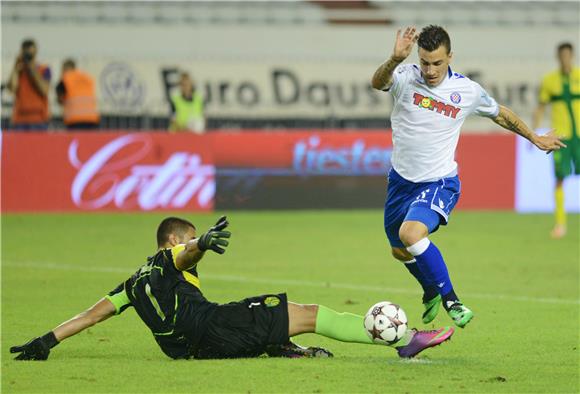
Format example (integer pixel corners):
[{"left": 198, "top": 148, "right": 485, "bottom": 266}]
[{"left": 384, "top": 168, "right": 461, "bottom": 248}]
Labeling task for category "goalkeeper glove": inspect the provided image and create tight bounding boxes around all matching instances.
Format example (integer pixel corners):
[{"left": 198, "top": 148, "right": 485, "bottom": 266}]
[
  {"left": 197, "top": 216, "right": 231, "bottom": 254},
  {"left": 10, "top": 331, "right": 59, "bottom": 361}
]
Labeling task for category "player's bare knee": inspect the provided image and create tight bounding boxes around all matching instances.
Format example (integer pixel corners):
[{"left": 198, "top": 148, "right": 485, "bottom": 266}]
[
  {"left": 399, "top": 223, "right": 427, "bottom": 247},
  {"left": 305, "top": 305, "right": 319, "bottom": 331},
  {"left": 289, "top": 302, "right": 317, "bottom": 318},
  {"left": 299, "top": 304, "right": 319, "bottom": 320},
  {"left": 398, "top": 228, "right": 416, "bottom": 247},
  {"left": 288, "top": 302, "right": 317, "bottom": 334}
]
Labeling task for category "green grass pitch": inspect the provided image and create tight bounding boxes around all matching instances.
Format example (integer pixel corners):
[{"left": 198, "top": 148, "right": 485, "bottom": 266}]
[{"left": 2, "top": 211, "right": 579, "bottom": 393}]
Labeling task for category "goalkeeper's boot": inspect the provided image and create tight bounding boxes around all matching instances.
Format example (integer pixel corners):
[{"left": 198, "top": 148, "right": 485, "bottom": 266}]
[
  {"left": 396, "top": 326, "right": 454, "bottom": 358},
  {"left": 265, "top": 341, "right": 333, "bottom": 358},
  {"left": 446, "top": 302, "right": 474, "bottom": 328},
  {"left": 422, "top": 294, "right": 442, "bottom": 324}
]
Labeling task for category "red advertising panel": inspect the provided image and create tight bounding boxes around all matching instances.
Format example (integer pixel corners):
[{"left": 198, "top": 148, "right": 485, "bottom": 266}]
[
  {"left": 2, "top": 132, "right": 215, "bottom": 212},
  {"left": 1, "top": 130, "right": 515, "bottom": 212},
  {"left": 212, "top": 130, "right": 393, "bottom": 209},
  {"left": 211, "top": 131, "right": 515, "bottom": 210},
  {"left": 212, "top": 130, "right": 392, "bottom": 170},
  {"left": 455, "top": 133, "right": 516, "bottom": 209}
]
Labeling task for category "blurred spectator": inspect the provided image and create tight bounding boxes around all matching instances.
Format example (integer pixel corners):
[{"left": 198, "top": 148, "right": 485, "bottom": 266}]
[
  {"left": 533, "top": 42, "right": 580, "bottom": 239},
  {"left": 7, "top": 39, "right": 51, "bottom": 130},
  {"left": 169, "top": 72, "right": 205, "bottom": 134},
  {"left": 56, "top": 58, "right": 100, "bottom": 130}
]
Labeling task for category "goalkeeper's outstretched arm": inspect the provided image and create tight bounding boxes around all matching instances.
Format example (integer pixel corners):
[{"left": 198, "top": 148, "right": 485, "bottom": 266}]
[
  {"left": 10, "top": 298, "right": 116, "bottom": 360},
  {"left": 175, "top": 216, "right": 231, "bottom": 271},
  {"left": 53, "top": 298, "right": 116, "bottom": 341}
]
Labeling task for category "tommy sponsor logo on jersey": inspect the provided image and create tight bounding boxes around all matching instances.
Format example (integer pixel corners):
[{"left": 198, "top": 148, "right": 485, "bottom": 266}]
[{"left": 412, "top": 92, "right": 461, "bottom": 119}]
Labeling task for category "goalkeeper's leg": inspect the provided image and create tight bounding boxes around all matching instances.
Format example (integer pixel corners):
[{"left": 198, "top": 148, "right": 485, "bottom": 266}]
[
  {"left": 289, "top": 303, "right": 399, "bottom": 346},
  {"left": 288, "top": 302, "right": 453, "bottom": 357}
]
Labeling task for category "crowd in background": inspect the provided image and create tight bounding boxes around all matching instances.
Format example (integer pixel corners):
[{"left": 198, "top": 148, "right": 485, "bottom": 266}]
[{"left": 6, "top": 38, "right": 205, "bottom": 133}]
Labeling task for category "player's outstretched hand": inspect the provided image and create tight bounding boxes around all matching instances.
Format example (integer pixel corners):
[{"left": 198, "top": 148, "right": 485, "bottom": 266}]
[
  {"left": 534, "top": 130, "right": 567, "bottom": 154},
  {"left": 393, "top": 26, "right": 418, "bottom": 62},
  {"left": 10, "top": 337, "right": 51, "bottom": 361},
  {"left": 209, "top": 215, "right": 229, "bottom": 232},
  {"left": 197, "top": 216, "right": 231, "bottom": 254}
]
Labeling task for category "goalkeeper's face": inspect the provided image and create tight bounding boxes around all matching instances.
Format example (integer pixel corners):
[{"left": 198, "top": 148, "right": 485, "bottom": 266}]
[
  {"left": 418, "top": 45, "right": 452, "bottom": 87},
  {"left": 177, "top": 227, "right": 197, "bottom": 244},
  {"left": 166, "top": 226, "right": 197, "bottom": 247}
]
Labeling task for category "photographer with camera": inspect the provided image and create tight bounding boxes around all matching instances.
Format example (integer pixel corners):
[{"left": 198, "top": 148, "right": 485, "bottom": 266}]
[{"left": 7, "top": 38, "right": 51, "bottom": 131}]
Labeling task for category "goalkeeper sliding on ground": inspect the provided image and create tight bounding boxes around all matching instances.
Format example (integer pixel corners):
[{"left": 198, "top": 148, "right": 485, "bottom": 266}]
[{"left": 11, "top": 216, "right": 453, "bottom": 361}]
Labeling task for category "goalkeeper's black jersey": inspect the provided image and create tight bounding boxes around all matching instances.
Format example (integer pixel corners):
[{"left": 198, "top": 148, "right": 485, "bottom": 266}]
[{"left": 106, "top": 245, "right": 217, "bottom": 359}]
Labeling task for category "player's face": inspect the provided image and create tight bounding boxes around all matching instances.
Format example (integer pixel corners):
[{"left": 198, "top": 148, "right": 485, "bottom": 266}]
[
  {"left": 418, "top": 45, "right": 452, "bottom": 87},
  {"left": 178, "top": 227, "right": 197, "bottom": 244},
  {"left": 180, "top": 78, "right": 193, "bottom": 94},
  {"left": 558, "top": 48, "right": 573, "bottom": 73}
]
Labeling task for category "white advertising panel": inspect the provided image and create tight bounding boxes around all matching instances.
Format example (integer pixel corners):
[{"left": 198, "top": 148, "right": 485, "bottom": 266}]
[{"left": 515, "top": 136, "right": 580, "bottom": 213}]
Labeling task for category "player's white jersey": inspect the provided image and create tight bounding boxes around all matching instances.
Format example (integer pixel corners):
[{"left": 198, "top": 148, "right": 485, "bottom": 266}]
[{"left": 387, "top": 64, "right": 499, "bottom": 182}]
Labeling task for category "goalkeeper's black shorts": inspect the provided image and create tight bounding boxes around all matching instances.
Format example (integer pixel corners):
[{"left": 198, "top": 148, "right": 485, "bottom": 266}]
[{"left": 192, "top": 293, "right": 289, "bottom": 359}]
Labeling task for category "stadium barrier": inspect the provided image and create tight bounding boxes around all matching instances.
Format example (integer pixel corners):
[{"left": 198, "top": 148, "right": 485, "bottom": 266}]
[{"left": 2, "top": 131, "right": 516, "bottom": 212}]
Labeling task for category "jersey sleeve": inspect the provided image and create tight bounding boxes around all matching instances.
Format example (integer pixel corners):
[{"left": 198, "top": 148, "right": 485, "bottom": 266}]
[
  {"left": 170, "top": 244, "right": 187, "bottom": 270},
  {"left": 387, "top": 64, "right": 414, "bottom": 100},
  {"left": 169, "top": 244, "right": 202, "bottom": 289},
  {"left": 538, "top": 75, "right": 551, "bottom": 104},
  {"left": 105, "top": 283, "right": 132, "bottom": 315},
  {"left": 472, "top": 82, "right": 500, "bottom": 118}
]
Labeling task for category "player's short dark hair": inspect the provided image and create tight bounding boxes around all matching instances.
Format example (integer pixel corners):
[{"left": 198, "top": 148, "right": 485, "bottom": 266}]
[
  {"left": 156, "top": 217, "right": 196, "bottom": 247},
  {"left": 21, "top": 38, "right": 36, "bottom": 50},
  {"left": 557, "top": 42, "right": 573, "bottom": 53},
  {"left": 418, "top": 25, "right": 451, "bottom": 54}
]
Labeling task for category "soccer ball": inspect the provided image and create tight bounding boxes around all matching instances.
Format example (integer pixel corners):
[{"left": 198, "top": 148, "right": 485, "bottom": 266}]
[{"left": 364, "top": 301, "right": 408, "bottom": 345}]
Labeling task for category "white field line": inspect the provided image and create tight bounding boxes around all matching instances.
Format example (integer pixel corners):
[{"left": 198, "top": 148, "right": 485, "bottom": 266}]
[{"left": 3, "top": 260, "right": 579, "bottom": 306}]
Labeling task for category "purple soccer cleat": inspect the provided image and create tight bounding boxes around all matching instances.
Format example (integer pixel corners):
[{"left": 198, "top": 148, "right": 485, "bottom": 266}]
[{"left": 396, "top": 326, "right": 454, "bottom": 358}]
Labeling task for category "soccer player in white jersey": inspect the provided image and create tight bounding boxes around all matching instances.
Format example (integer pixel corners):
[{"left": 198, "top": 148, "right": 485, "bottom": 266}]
[{"left": 371, "top": 25, "right": 565, "bottom": 328}]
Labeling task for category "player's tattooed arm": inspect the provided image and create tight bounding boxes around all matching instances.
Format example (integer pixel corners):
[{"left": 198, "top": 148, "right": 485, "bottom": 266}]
[
  {"left": 371, "top": 26, "right": 418, "bottom": 91},
  {"left": 492, "top": 105, "right": 566, "bottom": 152},
  {"left": 492, "top": 105, "right": 532, "bottom": 137},
  {"left": 371, "top": 56, "right": 403, "bottom": 90}
]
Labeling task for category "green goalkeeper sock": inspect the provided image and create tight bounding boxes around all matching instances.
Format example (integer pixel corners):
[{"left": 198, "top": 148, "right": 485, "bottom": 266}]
[
  {"left": 314, "top": 305, "right": 412, "bottom": 347},
  {"left": 314, "top": 305, "right": 374, "bottom": 345}
]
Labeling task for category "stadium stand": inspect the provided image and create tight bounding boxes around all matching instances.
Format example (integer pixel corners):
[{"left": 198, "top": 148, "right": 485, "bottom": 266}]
[{"left": 1, "top": 1, "right": 578, "bottom": 130}]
